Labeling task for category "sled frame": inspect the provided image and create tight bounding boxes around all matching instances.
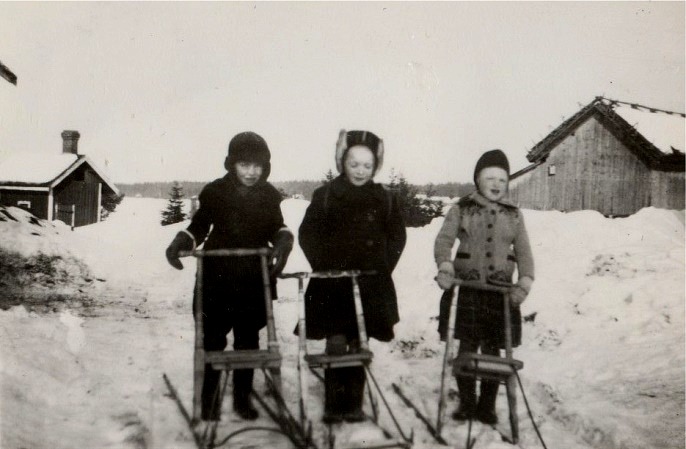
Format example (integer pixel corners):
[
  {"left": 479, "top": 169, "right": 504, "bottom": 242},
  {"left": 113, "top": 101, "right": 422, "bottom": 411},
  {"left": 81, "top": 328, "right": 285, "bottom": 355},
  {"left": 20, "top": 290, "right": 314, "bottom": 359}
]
[
  {"left": 180, "top": 248, "right": 282, "bottom": 423},
  {"left": 280, "top": 270, "right": 413, "bottom": 449},
  {"left": 437, "top": 279, "right": 523, "bottom": 444}
]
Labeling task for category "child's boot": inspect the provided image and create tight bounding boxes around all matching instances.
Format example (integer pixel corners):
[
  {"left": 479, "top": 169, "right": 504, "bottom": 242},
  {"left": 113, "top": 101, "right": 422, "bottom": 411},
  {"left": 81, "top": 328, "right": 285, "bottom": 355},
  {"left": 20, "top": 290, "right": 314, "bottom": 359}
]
[
  {"left": 452, "top": 375, "right": 476, "bottom": 420},
  {"left": 343, "top": 366, "right": 366, "bottom": 422},
  {"left": 201, "top": 367, "right": 222, "bottom": 421},
  {"left": 323, "top": 334, "right": 347, "bottom": 423},
  {"left": 233, "top": 369, "right": 259, "bottom": 420},
  {"left": 323, "top": 369, "right": 345, "bottom": 423},
  {"left": 475, "top": 380, "right": 499, "bottom": 425}
]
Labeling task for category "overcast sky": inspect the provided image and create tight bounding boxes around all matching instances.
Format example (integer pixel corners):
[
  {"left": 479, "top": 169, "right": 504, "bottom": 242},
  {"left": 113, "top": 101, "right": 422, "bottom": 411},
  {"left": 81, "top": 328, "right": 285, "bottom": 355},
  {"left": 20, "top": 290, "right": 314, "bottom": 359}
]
[{"left": 0, "top": 2, "right": 683, "bottom": 184}]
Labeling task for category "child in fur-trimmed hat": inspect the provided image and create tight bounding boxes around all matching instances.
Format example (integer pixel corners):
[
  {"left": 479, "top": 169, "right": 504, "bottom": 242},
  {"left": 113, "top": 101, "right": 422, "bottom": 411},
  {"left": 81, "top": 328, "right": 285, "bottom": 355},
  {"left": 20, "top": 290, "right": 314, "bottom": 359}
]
[
  {"left": 433, "top": 149, "right": 534, "bottom": 425},
  {"left": 297, "top": 129, "right": 406, "bottom": 423},
  {"left": 165, "top": 131, "right": 293, "bottom": 422}
]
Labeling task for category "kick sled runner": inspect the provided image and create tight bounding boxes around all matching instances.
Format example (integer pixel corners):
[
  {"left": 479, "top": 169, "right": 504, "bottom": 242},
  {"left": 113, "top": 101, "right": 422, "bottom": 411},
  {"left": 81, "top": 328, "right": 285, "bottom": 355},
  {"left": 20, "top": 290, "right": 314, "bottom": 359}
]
[
  {"left": 163, "top": 248, "right": 413, "bottom": 449},
  {"left": 164, "top": 248, "right": 314, "bottom": 449},
  {"left": 392, "top": 279, "right": 548, "bottom": 449},
  {"left": 280, "top": 269, "right": 413, "bottom": 449}
]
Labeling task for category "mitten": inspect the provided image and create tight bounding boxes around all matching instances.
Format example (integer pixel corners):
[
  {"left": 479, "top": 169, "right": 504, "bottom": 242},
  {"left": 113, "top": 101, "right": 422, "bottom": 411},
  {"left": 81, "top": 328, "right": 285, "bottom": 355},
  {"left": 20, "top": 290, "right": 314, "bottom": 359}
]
[
  {"left": 269, "top": 230, "right": 294, "bottom": 276},
  {"left": 435, "top": 261, "right": 455, "bottom": 290},
  {"left": 165, "top": 231, "right": 194, "bottom": 270},
  {"left": 510, "top": 276, "right": 533, "bottom": 306}
]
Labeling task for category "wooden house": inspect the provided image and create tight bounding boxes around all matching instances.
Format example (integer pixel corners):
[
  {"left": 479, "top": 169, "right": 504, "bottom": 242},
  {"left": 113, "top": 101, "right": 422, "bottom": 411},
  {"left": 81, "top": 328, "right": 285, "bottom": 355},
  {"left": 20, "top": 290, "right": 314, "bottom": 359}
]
[
  {"left": 0, "top": 130, "right": 119, "bottom": 227},
  {"left": 509, "top": 97, "right": 685, "bottom": 216}
]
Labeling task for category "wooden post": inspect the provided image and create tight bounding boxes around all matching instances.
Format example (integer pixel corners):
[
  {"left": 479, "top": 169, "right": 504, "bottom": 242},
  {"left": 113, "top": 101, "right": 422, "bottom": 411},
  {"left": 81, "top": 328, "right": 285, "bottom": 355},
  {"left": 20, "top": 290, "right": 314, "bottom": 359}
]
[
  {"left": 503, "top": 290, "right": 519, "bottom": 443},
  {"left": 192, "top": 257, "right": 205, "bottom": 422},
  {"left": 296, "top": 276, "right": 308, "bottom": 427},
  {"left": 260, "top": 252, "right": 282, "bottom": 393},
  {"left": 436, "top": 285, "right": 459, "bottom": 437},
  {"left": 351, "top": 274, "right": 370, "bottom": 352},
  {"left": 70, "top": 204, "right": 75, "bottom": 231}
]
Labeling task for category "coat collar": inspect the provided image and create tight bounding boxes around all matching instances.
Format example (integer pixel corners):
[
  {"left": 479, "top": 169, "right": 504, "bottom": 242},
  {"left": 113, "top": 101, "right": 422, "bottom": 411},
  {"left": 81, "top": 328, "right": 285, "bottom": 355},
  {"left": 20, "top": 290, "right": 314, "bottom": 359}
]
[
  {"left": 468, "top": 191, "right": 516, "bottom": 208},
  {"left": 330, "top": 175, "right": 386, "bottom": 202}
]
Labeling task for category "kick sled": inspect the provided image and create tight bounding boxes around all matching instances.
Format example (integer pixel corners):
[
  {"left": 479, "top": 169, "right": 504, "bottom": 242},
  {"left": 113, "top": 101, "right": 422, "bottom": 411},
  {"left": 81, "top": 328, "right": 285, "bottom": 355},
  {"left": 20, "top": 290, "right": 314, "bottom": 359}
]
[
  {"left": 393, "top": 279, "right": 548, "bottom": 449},
  {"left": 164, "top": 248, "right": 316, "bottom": 449},
  {"left": 279, "top": 270, "right": 414, "bottom": 449}
]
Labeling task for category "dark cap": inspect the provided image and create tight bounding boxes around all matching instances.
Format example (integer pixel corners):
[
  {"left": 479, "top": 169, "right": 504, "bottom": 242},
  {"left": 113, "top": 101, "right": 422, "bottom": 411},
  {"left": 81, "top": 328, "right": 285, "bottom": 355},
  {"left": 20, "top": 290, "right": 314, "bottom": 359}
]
[
  {"left": 474, "top": 149, "right": 510, "bottom": 184},
  {"left": 224, "top": 131, "right": 271, "bottom": 180}
]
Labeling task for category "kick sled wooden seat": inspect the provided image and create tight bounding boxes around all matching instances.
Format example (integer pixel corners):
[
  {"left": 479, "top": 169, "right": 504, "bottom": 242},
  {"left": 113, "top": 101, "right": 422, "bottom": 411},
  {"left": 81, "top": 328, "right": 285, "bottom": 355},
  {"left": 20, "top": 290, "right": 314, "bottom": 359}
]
[
  {"left": 442, "top": 279, "right": 523, "bottom": 444},
  {"left": 180, "top": 248, "right": 283, "bottom": 420},
  {"left": 279, "top": 270, "right": 413, "bottom": 449}
]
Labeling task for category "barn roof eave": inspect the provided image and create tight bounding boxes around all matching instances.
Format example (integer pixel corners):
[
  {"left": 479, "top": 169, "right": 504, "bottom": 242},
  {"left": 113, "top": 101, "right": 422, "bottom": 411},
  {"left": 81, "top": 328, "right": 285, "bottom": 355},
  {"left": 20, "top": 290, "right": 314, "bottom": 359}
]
[
  {"left": 526, "top": 98, "right": 670, "bottom": 169},
  {"left": 510, "top": 162, "right": 540, "bottom": 180},
  {"left": 0, "top": 184, "right": 50, "bottom": 191},
  {"left": 49, "top": 156, "right": 120, "bottom": 195}
]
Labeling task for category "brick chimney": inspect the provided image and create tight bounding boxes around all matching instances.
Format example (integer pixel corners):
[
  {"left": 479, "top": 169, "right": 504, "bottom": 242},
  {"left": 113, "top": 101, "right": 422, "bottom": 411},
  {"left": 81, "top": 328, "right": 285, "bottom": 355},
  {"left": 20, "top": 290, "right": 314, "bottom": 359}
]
[{"left": 61, "top": 130, "right": 80, "bottom": 154}]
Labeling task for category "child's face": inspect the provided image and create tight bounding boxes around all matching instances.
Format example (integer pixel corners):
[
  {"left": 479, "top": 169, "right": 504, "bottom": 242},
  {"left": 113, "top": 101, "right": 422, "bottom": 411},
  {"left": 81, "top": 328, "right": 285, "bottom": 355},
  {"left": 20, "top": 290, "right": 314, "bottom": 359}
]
[
  {"left": 477, "top": 166, "right": 508, "bottom": 202},
  {"left": 344, "top": 145, "right": 375, "bottom": 186},
  {"left": 234, "top": 161, "right": 264, "bottom": 187}
]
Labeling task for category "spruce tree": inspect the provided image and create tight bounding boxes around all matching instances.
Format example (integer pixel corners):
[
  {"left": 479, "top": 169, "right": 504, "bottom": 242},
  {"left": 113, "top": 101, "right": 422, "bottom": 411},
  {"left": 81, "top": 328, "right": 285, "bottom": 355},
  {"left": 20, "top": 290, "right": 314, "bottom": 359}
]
[
  {"left": 323, "top": 169, "right": 335, "bottom": 184},
  {"left": 100, "top": 192, "right": 125, "bottom": 221},
  {"left": 388, "top": 170, "right": 443, "bottom": 227},
  {"left": 161, "top": 181, "right": 186, "bottom": 225}
]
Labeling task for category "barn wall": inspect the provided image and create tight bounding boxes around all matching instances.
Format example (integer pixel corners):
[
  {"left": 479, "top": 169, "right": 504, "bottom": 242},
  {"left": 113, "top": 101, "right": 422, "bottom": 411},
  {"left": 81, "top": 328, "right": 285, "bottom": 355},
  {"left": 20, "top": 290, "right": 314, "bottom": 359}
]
[
  {"left": 0, "top": 189, "right": 49, "bottom": 219},
  {"left": 510, "top": 115, "right": 654, "bottom": 215},
  {"left": 650, "top": 171, "right": 685, "bottom": 210},
  {"left": 53, "top": 165, "right": 102, "bottom": 226}
]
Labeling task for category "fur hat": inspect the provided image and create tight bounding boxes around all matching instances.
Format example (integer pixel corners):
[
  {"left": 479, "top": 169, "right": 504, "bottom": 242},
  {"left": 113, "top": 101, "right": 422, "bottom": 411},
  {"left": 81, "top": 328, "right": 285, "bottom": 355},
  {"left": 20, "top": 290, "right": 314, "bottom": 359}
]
[
  {"left": 473, "top": 149, "right": 510, "bottom": 184},
  {"left": 335, "top": 129, "right": 384, "bottom": 174},
  {"left": 224, "top": 131, "right": 271, "bottom": 180}
]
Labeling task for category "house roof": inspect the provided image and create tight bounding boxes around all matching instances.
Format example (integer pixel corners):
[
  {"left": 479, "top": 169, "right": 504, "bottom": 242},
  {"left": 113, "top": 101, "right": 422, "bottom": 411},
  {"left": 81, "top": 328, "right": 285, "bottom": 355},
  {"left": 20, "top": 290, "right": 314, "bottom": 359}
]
[
  {"left": 525, "top": 97, "right": 685, "bottom": 172},
  {"left": 0, "top": 152, "right": 119, "bottom": 195}
]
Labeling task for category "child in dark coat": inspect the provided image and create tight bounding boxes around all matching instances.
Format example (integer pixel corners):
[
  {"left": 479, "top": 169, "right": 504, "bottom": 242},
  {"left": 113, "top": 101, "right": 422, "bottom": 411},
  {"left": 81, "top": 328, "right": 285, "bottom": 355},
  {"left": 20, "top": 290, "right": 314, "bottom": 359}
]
[
  {"left": 433, "top": 149, "right": 534, "bottom": 425},
  {"left": 165, "top": 131, "right": 294, "bottom": 421},
  {"left": 298, "top": 130, "right": 406, "bottom": 423}
]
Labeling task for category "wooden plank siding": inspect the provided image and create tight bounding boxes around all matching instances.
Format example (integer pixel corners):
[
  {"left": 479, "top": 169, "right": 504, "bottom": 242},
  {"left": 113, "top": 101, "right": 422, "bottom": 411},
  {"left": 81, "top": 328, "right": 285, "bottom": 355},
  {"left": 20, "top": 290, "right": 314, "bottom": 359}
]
[
  {"left": 0, "top": 189, "right": 49, "bottom": 219},
  {"left": 650, "top": 171, "right": 685, "bottom": 210},
  {"left": 54, "top": 181, "right": 100, "bottom": 227},
  {"left": 510, "top": 114, "right": 663, "bottom": 216}
]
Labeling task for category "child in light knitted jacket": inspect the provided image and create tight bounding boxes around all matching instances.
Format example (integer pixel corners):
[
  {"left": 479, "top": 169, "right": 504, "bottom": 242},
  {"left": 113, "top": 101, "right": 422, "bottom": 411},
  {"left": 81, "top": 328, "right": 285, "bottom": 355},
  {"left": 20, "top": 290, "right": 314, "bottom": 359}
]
[{"left": 433, "top": 149, "right": 534, "bottom": 425}]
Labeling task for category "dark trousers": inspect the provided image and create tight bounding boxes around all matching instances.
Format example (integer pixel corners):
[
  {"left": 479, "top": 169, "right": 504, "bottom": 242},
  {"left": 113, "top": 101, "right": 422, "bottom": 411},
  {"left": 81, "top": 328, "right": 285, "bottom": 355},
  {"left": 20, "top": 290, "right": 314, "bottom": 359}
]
[
  {"left": 455, "top": 339, "right": 500, "bottom": 412},
  {"left": 324, "top": 335, "right": 366, "bottom": 416},
  {"left": 201, "top": 311, "right": 259, "bottom": 420}
]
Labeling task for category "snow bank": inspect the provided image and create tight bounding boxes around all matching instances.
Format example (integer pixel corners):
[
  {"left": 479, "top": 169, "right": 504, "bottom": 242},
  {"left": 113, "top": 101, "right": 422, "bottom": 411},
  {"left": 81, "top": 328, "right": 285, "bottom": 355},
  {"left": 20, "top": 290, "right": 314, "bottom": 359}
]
[{"left": 0, "top": 197, "right": 683, "bottom": 449}]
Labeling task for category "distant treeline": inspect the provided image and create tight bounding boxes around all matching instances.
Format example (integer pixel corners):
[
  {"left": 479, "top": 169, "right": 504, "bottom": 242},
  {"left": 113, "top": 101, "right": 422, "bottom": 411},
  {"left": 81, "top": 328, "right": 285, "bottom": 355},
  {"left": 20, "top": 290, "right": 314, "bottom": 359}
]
[{"left": 117, "top": 180, "right": 474, "bottom": 201}]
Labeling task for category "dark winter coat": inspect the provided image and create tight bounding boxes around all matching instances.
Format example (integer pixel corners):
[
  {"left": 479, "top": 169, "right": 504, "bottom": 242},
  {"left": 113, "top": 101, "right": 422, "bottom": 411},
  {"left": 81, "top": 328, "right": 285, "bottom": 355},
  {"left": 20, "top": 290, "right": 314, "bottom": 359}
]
[
  {"left": 298, "top": 176, "right": 406, "bottom": 342},
  {"left": 434, "top": 191, "right": 534, "bottom": 347},
  {"left": 186, "top": 174, "right": 287, "bottom": 330}
]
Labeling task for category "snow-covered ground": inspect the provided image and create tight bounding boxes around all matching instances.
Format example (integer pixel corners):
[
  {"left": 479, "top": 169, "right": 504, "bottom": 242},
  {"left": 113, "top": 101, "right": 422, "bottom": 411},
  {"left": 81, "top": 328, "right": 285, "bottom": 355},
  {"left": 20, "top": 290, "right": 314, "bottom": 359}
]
[{"left": 0, "top": 197, "right": 683, "bottom": 449}]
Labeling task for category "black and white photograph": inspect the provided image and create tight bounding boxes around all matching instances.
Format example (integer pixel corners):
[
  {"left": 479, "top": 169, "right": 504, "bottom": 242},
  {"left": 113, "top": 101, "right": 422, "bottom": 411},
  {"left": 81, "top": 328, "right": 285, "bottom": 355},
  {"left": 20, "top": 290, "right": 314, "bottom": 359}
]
[{"left": 0, "top": 2, "right": 684, "bottom": 449}]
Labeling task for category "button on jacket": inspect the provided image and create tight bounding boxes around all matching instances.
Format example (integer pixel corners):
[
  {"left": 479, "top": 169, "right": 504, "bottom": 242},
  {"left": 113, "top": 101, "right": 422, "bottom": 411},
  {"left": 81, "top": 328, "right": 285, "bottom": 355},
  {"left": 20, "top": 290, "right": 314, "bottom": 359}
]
[
  {"left": 434, "top": 191, "right": 534, "bottom": 284},
  {"left": 298, "top": 176, "right": 406, "bottom": 342}
]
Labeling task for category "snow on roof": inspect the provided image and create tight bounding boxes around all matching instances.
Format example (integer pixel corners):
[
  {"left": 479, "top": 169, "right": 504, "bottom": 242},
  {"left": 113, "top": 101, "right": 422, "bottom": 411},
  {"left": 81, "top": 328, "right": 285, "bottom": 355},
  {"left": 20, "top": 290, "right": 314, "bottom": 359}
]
[
  {"left": 614, "top": 105, "right": 685, "bottom": 154},
  {"left": 0, "top": 152, "right": 79, "bottom": 184}
]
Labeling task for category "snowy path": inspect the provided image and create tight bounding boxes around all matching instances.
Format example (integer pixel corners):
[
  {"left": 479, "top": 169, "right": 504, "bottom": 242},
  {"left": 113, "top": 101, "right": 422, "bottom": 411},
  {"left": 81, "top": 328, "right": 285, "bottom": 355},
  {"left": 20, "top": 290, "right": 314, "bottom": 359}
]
[{"left": 1, "top": 198, "right": 683, "bottom": 449}]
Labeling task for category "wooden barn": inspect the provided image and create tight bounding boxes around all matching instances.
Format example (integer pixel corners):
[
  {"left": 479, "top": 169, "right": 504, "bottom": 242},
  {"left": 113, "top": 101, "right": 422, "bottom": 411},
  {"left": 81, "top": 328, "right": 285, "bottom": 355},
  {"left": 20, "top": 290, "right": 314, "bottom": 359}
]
[
  {"left": 0, "top": 130, "right": 119, "bottom": 227},
  {"left": 509, "top": 97, "right": 685, "bottom": 216}
]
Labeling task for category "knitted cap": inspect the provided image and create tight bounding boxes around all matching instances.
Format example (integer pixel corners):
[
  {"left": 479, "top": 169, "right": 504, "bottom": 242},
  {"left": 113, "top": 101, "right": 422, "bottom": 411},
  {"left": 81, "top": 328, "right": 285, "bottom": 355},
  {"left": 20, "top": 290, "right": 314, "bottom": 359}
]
[
  {"left": 473, "top": 149, "right": 510, "bottom": 184},
  {"left": 335, "top": 129, "right": 384, "bottom": 174},
  {"left": 224, "top": 131, "right": 271, "bottom": 180}
]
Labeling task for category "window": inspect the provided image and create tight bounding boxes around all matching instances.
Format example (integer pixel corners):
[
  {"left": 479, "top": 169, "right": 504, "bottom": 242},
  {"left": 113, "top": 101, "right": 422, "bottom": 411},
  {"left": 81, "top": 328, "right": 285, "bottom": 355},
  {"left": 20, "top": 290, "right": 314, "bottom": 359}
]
[
  {"left": 548, "top": 165, "right": 556, "bottom": 176},
  {"left": 17, "top": 200, "right": 31, "bottom": 209}
]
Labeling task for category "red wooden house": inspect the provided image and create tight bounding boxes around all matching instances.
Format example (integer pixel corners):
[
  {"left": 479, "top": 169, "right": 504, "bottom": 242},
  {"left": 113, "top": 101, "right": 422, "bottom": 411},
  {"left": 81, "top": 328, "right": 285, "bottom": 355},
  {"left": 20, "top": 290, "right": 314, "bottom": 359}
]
[{"left": 0, "top": 130, "right": 119, "bottom": 227}]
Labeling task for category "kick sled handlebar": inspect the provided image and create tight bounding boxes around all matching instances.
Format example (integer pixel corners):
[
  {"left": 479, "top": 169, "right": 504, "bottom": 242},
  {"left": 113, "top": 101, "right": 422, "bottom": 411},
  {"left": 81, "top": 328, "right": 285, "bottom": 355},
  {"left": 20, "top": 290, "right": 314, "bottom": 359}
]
[
  {"left": 450, "top": 278, "right": 513, "bottom": 294},
  {"left": 179, "top": 248, "right": 271, "bottom": 258},
  {"left": 279, "top": 270, "right": 377, "bottom": 279}
]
